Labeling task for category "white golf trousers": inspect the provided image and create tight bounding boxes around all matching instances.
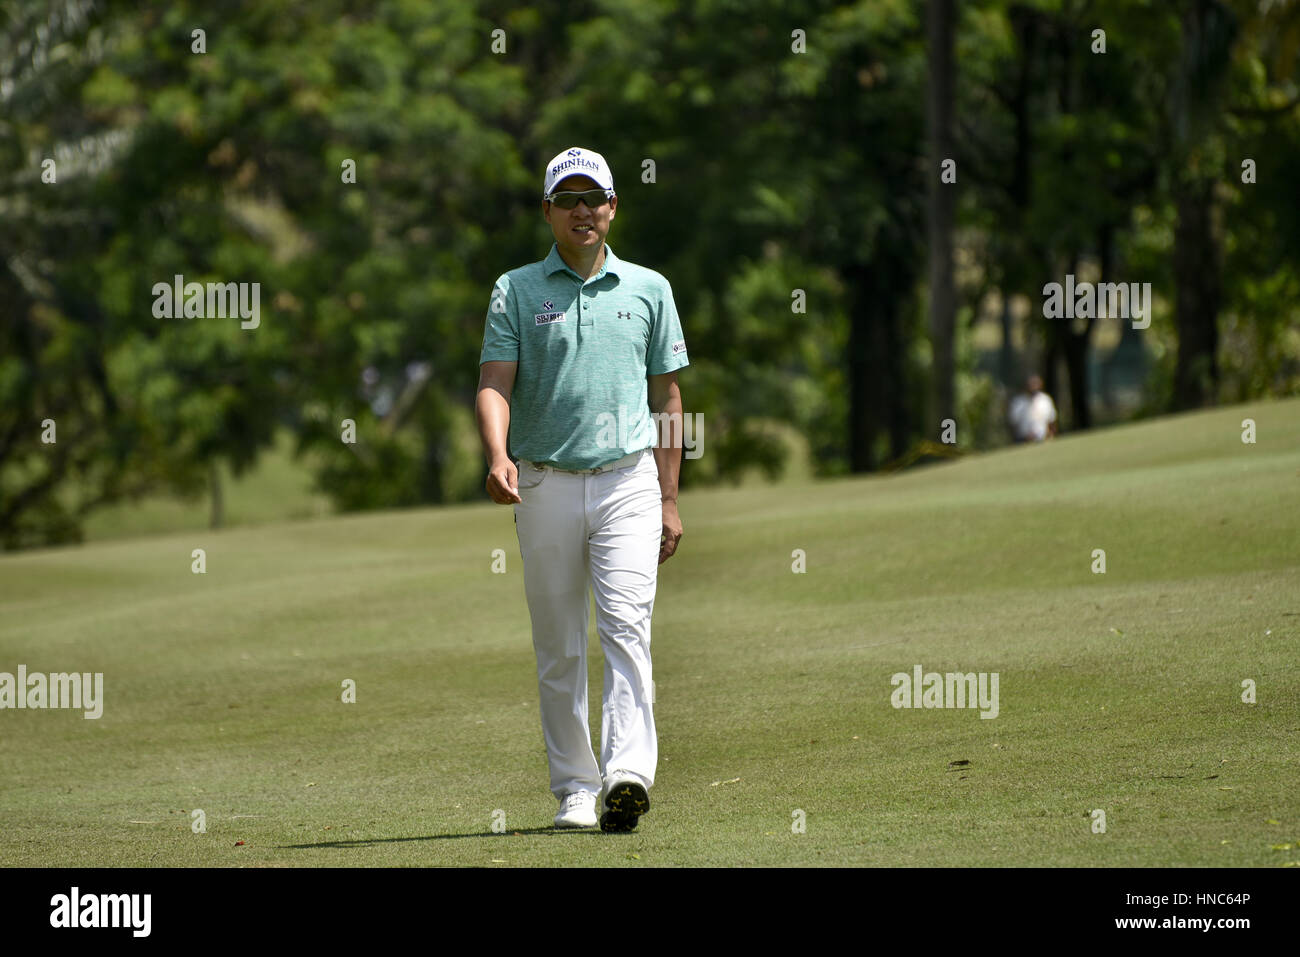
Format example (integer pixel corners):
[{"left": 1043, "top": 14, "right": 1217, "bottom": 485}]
[{"left": 513, "top": 447, "right": 661, "bottom": 799}]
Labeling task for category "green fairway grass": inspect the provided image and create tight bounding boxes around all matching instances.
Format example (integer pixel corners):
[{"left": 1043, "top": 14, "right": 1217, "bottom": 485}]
[{"left": 2, "top": 398, "right": 1297, "bottom": 867}]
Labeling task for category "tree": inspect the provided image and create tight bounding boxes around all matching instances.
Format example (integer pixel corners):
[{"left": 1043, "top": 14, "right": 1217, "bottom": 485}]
[{"left": 927, "top": 0, "right": 957, "bottom": 437}]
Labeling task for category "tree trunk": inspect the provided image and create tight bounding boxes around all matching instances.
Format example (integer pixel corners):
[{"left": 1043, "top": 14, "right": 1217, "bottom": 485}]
[
  {"left": 1171, "top": 177, "right": 1222, "bottom": 409},
  {"left": 998, "top": 295, "right": 1017, "bottom": 390},
  {"left": 846, "top": 262, "right": 878, "bottom": 472},
  {"left": 886, "top": 294, "right": 910, "bottom": 462},
  {"left": 1059, "top": 227, "right": 1110, "bottom": 432},
  {"left": 209, "top": 460, "right": 224, "bottom": 530},
  {"left": 1060, "top": 324, "right": 1092, "bottom": 429},
  {"left": 926, "top": 0, "right": 956, "bottom": 435},
  {"left": 1042, "top": 324, "right": 1062, "bottom": 422},
  {"left": 846, "top": 252, "right": 915, "bottom": 471}
]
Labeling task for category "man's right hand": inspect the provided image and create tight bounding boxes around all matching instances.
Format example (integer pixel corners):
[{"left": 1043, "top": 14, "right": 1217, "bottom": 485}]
[{"left": 486, "top": 458, "right": 522, "bottom": 504}]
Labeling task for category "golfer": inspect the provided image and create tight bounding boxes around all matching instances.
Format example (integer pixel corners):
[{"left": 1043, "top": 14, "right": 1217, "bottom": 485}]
[{"left": 475, "top": 147, "right": 689, "bottom": 831}]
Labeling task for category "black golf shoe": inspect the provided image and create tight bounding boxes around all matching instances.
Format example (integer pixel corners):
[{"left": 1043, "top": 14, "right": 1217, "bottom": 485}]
[{"left": 600, "top": 780, "right": 650, "bottom": 833}]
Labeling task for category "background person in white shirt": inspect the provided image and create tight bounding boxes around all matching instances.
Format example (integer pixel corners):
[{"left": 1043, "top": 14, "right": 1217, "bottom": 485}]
[{"left": 1008, "top": 375, "right": 1058, "bottom": 442}]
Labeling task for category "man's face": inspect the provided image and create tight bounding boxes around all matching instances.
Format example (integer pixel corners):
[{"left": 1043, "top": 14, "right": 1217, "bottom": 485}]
[{"left": 544, "top": 174, "right": 616, "bottom": 255}]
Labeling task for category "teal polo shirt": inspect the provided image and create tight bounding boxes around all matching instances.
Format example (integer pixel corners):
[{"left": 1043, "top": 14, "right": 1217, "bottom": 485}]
[{"left": 479, "top": 242, "right": 689, "bottom": 470}]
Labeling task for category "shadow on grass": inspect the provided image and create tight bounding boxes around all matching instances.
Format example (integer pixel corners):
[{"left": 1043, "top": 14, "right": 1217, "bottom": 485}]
[{"left": 279, "top": 826, "right": 611, "bottom": 849}]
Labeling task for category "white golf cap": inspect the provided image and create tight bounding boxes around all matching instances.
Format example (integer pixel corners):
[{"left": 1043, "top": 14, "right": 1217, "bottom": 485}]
[{"left": 542, "top": 147, "right": 614, "bottom": 199}]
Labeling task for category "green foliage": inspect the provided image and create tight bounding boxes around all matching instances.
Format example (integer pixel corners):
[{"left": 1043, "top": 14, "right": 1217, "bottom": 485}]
[{"left": 2, "top": 0, "right": 1297, "bottom": 547}]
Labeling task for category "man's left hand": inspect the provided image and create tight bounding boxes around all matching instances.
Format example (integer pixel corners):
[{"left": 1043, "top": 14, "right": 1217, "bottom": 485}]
[{"left": 659, "top": 501, "right": 682, "bottom": 565}]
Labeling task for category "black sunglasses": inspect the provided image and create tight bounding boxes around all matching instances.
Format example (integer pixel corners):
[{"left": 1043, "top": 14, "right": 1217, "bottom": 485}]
[{"left": 546, "top": 189, "right": 613, "bottom": 210}]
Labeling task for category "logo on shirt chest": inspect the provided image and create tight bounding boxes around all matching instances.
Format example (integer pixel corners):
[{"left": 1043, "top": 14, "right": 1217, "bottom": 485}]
[
  {"left": 612, "top": 303, "right": 651, "bottom": 325},
  {"left": 535, "top": 299, "right": 566, "bottom": 326}
]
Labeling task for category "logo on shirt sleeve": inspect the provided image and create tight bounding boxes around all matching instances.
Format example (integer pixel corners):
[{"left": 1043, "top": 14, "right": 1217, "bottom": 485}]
[{"left": 671, "top": 339, "right": 687, "bottom": 355}]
